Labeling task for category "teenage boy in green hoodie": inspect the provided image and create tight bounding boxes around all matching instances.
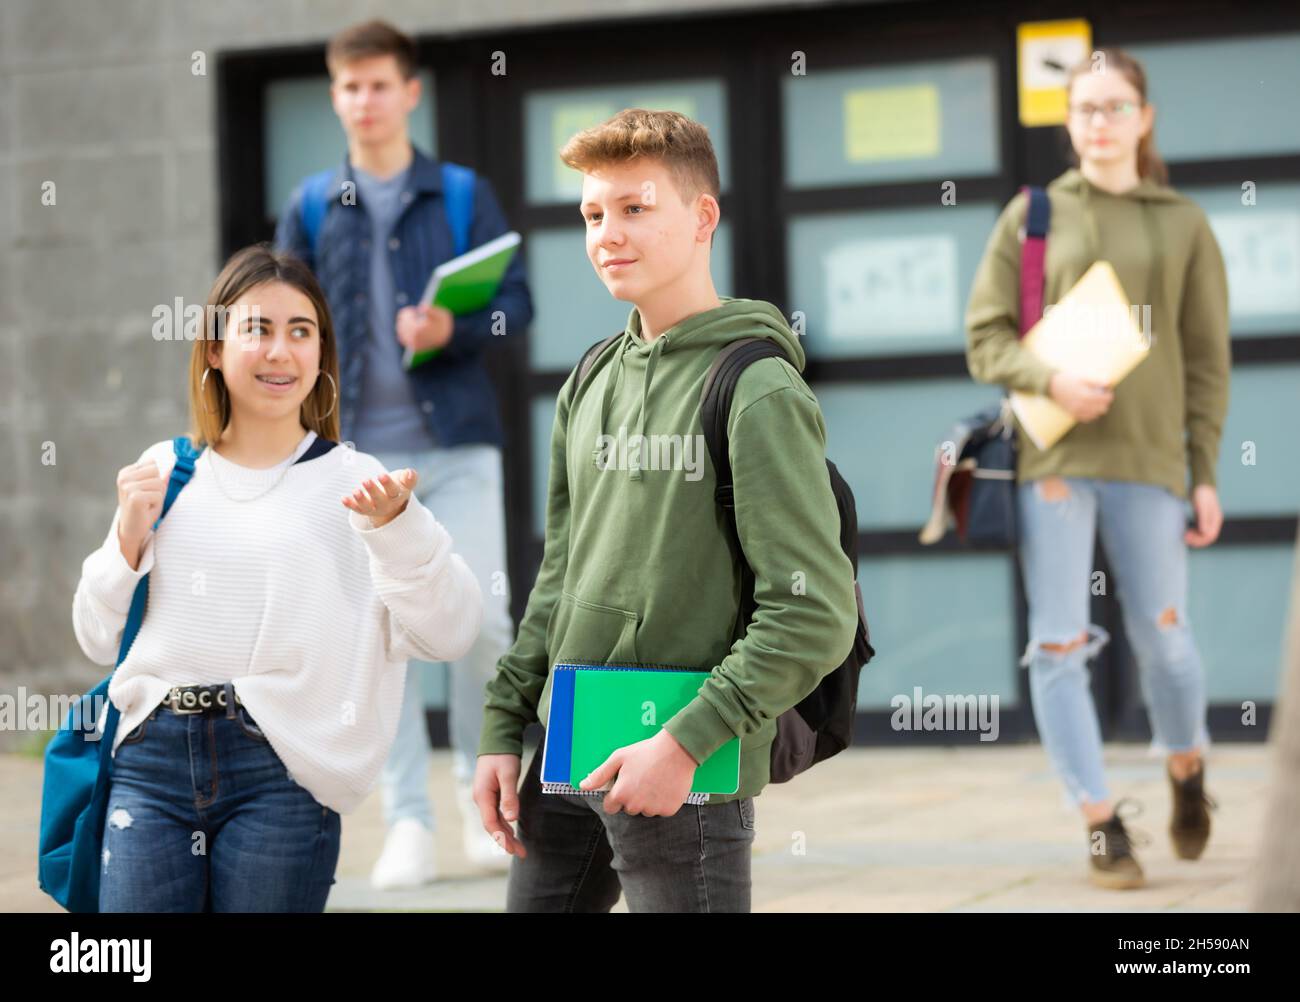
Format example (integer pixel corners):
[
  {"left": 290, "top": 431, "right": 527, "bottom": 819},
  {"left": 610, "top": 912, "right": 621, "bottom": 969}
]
[{"left": 472, "top": 109, "right": 859, "bottom": 912}]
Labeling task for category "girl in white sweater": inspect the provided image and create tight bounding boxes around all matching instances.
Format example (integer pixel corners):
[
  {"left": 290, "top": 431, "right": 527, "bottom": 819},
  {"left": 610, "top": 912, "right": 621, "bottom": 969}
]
[{"left": 72, "top": 245, "right": 483, "bottom": 911}]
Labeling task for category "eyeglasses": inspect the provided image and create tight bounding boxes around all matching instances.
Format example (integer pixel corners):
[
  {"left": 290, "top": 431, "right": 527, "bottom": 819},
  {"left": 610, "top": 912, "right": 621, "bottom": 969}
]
[{"left": 1068, "top": 100, "right": 1141, "bottom": 122}]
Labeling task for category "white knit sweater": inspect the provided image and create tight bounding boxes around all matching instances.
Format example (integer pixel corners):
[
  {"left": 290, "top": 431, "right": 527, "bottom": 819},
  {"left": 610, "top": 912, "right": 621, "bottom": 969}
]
[{"left": 71, "top": 431, "right": 483, "bottom": 814}]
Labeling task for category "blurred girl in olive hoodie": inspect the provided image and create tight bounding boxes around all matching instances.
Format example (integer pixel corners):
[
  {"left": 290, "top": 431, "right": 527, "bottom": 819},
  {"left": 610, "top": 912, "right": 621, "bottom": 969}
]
[{"left": 966, "top": 49, "right": 1230, "bottom": 890}]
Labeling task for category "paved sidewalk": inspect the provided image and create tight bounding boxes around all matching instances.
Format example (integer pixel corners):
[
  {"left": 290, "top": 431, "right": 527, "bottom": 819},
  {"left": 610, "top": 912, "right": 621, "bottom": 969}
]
[{"left": 0, "top": 742, "right": 1270, "bottom": 912}]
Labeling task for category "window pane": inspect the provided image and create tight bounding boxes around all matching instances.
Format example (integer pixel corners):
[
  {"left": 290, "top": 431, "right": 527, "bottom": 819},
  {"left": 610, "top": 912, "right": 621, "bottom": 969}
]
[
  {"left": 526, "top": 222, "right": 733, "bottom": 371},
  {"left": 789, "top": 204, "right": 999, "bottom": 357},
  {"left": 1181, "top": 183, "right": 1300, "bottom": 336},
  {"left": 814, "top": 378, "right": 1001, "bottom": 530},
  {"left": 531, "top": 394, "right": 558, "bottom": 537},
  {"left": 783, "top": 58, "right": 999, "bottom": 188},
  {"left": 263, "top": 72, "right": 436, "bottom": 217},
  {"left": 1126, "top": 34, "right": 1300, "bottom": 162},
  {"left": 524, "top": 81, "right": 730, "bottom": 205},
  {"left": 856, "top": 554, "right": 1018, "bottom": 711},
  {"left": 1190, "top": 545, "right": 1294, "bottom": 703},
  {"left": 1216, "top": 364, "right": 1300, "bottom": 516}
]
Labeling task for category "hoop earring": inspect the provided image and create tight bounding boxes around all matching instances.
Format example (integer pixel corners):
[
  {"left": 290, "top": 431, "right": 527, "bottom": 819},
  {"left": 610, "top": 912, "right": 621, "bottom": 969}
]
[
  {"left": 317, "top": 371, "right": 338, "bottom": 420},
  {"left": 200, "top": 366, "right": 224, "bottom": 415}
]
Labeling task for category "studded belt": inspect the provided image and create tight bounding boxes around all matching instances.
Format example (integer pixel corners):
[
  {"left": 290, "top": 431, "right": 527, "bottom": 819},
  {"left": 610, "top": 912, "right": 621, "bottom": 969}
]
[{"left": 160, "top": 683, "right": 244, "bottom": 715}]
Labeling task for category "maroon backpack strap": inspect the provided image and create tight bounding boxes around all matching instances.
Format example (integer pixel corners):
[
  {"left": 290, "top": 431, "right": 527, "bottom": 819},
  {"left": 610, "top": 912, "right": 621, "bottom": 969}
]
[{"left": 1019, "top": 185, "right": 1050, "bottom": 337}]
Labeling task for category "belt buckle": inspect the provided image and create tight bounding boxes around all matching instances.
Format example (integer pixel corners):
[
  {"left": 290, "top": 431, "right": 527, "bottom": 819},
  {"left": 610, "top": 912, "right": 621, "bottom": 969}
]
[
  {"left": 166, "top": 685, "right": 237, "bottom": 715},
  {"left": 169, "top": 686, "right": 206, "bottom": 715}
]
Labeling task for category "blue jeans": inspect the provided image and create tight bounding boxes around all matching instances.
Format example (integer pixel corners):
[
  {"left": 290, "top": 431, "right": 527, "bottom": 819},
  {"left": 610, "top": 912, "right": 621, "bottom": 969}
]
[
  {"left": 99, "top": 699, "right": 341, "bottom": 912},
  {"left": 505, "top": 734, "right": 756, "bottom": 912},
  {"left": 1018, "top": 476, "right": 1210, "bottom": 806},
  {"left": 368, "top": 444, "right": 514, "bottom": 829}
]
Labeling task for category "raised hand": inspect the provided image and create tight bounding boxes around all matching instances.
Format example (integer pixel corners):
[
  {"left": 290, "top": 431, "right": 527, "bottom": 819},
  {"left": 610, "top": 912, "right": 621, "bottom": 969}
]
[{"left": 341, "top": 468, "right": 419, "bottom": 528}]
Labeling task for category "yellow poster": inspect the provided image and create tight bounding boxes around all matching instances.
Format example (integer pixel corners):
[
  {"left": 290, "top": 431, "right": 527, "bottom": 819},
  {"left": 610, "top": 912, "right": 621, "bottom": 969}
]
[
  {"left": 843, "top": 84, "right": 941, "bottom": 162},
  {"left": 1017, "top": 19, "right": 1092, "bottom": 127}
]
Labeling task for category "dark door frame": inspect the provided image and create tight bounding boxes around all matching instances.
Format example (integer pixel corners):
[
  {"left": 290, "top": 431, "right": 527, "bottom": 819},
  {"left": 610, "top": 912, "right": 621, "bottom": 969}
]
[{"left": 216, "top": 0, "right": 1299, "bottom": 746}]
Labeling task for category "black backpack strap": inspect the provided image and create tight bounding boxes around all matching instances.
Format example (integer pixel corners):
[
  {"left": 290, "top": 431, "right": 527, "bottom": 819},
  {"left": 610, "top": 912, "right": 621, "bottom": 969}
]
[
  {"left": 699, "top": 338, "right": 790, "bottom": 638},
  {"left": 293, "top": 436, "right": 338, "bottom": 465},
  {"left": 567, "top": 332, "right": 624, "bottom": 408},
  {"left": 699, "top": 337, "right": 789, "bottom": 510}
]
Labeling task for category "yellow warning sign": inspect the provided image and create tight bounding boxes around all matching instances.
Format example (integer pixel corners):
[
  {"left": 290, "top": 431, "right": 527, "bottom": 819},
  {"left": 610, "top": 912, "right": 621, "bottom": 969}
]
[{"left": 1017, "top": 19, "right": 1092, "bottom": 127}]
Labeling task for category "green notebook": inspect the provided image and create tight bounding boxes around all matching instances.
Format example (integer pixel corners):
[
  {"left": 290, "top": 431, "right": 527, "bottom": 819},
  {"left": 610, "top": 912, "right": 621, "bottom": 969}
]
[
  {"left": 402, "top": 231, "right": 521, "bottom": 370},
  {"left": 568, "top": 665, "right": 741, "bottom": 796}
]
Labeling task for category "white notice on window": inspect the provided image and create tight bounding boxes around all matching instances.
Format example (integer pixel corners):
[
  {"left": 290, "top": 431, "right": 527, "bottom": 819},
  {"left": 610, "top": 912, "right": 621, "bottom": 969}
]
[
  {"left": 1209, "top": 210, "right": 1300, "bottom": 318},
  {"left": 824, "top": 234, "right": 958, "bottom": 340}
]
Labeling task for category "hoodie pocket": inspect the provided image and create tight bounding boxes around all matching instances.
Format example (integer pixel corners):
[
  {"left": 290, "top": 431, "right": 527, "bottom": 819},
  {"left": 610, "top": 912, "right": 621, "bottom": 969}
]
[{"left": 549, "top": 591, "right": 640, "bottom": 665}]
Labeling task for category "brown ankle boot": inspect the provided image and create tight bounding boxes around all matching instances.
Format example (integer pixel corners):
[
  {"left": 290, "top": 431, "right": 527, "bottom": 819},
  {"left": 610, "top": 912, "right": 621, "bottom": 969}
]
[
  {"left": 1169, "top": 761, "right": 1216, "bottom": 860},
  {"left": 1088, "top": 799, "right": 1148, "bottom": 890}
]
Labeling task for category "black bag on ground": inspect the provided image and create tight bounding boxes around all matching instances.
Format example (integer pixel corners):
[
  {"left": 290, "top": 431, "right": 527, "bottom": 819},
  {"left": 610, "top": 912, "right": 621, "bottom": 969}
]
[{"left": 918, "top": 401, "right": 1017, "bottom": 547}]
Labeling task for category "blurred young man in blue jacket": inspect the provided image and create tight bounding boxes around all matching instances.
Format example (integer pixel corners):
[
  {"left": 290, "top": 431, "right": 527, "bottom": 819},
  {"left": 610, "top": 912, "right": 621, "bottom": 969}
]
[{"left": 276, "top": 19, "right": 532, "bottom": 889}]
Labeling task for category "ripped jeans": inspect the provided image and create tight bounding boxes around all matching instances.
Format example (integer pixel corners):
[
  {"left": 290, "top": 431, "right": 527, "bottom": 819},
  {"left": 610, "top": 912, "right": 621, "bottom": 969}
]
[
  {"left": 98, "top": 699, "right": 341, "bottom": 911},
  {"left": 1018, "top": 476, "right": 1209, "bottom": 805}
]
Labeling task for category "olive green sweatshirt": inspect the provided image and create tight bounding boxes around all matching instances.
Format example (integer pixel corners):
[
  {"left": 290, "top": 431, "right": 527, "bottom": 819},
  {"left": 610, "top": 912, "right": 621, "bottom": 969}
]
[
  {"left": 478, "top": 298, "right": 859, "bottom": 802},
  {"left": 965, "top": 168, "right": 1231, "bottom": 495}
]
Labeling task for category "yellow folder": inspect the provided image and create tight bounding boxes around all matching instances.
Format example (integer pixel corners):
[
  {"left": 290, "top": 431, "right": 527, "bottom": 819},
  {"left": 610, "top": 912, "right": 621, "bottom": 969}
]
[{"left": 1010, "top": 261, "right": 1151, "bottom": 450}]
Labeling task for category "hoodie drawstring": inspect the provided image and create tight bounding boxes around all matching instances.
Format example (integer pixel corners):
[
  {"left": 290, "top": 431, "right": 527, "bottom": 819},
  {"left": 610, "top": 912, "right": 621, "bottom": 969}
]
[
  {"left": 597, "top": 342, "right": 624, "bottom": 442},
  {"left": 629, "top": 334, "right": 667, "bottom": 480},
  {"left": 1139, "top": 199, "right": 1163, "bottom": 337},
  {"left": 1079, "top": 177, "right": 1164, "bottom": 340}
]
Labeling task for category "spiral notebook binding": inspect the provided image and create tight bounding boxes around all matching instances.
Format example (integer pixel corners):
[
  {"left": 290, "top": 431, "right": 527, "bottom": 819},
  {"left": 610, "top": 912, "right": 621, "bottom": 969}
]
[
  {"left": 555, "top": 660, "right": 708, "bottom": 673},
  {"left": 542, "top": 781, "right": 710, "bottom": 805}
]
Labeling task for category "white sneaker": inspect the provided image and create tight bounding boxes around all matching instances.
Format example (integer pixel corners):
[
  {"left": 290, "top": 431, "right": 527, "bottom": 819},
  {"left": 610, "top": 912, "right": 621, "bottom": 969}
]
[
  {"left": 455, "top": 781, "right": 511, "bottom": 872},
  {"left": 463, "top": 815, "right": 512, "bottom": 871},
  {"left": 369, "top": 818, "right": 437, "bottom": 891}
]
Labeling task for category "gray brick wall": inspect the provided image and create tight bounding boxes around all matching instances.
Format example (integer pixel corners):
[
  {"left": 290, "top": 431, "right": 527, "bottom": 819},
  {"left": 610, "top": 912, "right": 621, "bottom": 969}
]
[{"left": 0, "top": 0, "right": 837, "bottom": 747}]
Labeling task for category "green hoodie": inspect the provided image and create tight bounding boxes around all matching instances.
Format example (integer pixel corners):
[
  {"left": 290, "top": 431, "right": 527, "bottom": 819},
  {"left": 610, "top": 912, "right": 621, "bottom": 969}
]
[
  {"left": 965, "top": 168, "right": 1231, "bottom": 495},
  {"left": 478, "top": 298, "right": 859, "bottom": 802}
]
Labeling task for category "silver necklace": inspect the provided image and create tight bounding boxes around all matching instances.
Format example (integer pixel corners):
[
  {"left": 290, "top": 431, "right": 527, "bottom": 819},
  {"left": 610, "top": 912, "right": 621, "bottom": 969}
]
[{"left": 205, "top": 439, "right": 308, "bottom": 503}]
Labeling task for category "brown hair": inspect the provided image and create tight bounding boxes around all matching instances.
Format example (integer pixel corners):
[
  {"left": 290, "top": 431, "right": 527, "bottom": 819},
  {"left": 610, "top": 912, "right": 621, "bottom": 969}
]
[
  {"left": 189, "top": 245, "right": 340, "bottom": 448},
  {"left": 559, "top": 108, "right": 721, "bottom": 205},
  {"left": 326, "top": 19, "right": 417, "bottom": 80},
  {"left": 1066, "top": 47, "right": 1169, "bottom": 185}
]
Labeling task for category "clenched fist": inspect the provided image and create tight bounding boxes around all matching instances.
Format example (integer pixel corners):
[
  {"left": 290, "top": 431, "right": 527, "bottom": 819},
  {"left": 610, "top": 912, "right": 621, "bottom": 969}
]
[
  {"left": 341, "top": 468, "right": 419, "bottom": 528},
  {"left": 116, "top": 460, "right": 166, "bottom": 570}
]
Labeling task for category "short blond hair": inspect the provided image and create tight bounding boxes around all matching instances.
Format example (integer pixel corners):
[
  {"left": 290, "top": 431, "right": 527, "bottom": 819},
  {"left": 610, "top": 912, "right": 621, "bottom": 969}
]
[{"left": 559, "top": 108, "right": 721, "bottom": 205}]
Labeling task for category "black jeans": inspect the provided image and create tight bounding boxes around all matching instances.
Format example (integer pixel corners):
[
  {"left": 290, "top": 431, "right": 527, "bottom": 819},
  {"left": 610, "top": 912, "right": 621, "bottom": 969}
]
[{"left": 505, "top": 733, "right": 756, "bottom": 913}]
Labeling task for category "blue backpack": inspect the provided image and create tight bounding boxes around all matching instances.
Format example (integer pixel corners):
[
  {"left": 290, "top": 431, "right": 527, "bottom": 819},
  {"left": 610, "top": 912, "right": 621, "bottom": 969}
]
[
  {"left": 299, "top": 160, "right": 476, "bottom": 259},
  {"left": 38, "top": 436, "right": 202, "bottom": 912}
]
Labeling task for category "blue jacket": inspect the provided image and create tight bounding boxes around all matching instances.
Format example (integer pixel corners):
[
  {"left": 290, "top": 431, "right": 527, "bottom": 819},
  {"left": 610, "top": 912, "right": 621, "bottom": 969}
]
[{"left": 275, "top": 147, "right": 533, "bottom": 449}]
